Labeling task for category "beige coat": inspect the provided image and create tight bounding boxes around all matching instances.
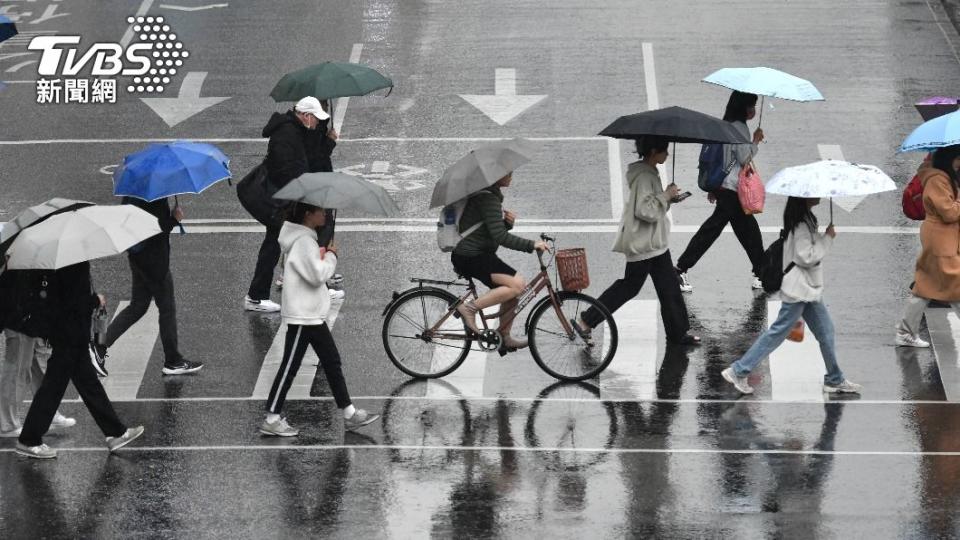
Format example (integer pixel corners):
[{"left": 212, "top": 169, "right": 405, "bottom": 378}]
[
  {"left": 611, "top": 161, "right": 672, "bottom": 262},
  {"left": 913, "top": 168, "right": 960, "bottom": 301}
]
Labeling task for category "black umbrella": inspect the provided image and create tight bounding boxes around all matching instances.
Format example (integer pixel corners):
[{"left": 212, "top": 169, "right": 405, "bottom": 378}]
[{"left": 599, "top": 106, "right": 751, "bottom": 183}]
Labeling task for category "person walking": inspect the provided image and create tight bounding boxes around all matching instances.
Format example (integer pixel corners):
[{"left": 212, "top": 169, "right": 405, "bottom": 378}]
[
  {"left": 450, "top": 173, "right": 548, "bottom": 352},
  {"left": 896, "top": 145, "right": 960, "bottom": 348},
  {"left": 89, "top": 196, "right": 202, "bottom": 377},
  {"left": 675, "top": 91, "right": 767, "bottom": 292},
  {"left": 245, "top": 96, "right": 333, "bottom": 313},
  {"left": 17, "top": 261, "right": 143, "bottom": 459},
  {"left": 259, "top": 202, "right": 378, "bottom": 437},
  {"left": 721, "top": 196, "right": 862, "bottom": 395},
  {"left": 1, "top": 329, "right": 75, "bottom": 438},
  {"left": 571, "top": 136, "right": 700, "bottom": 345}
]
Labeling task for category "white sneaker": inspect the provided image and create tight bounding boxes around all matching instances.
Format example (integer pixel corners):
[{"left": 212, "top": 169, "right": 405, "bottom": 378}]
[
  {"left": 106, "top": 426, "right": 145, "bottom": 452},
  {"left": 676, "top": 269, "right": 693, "bottom": 293},
  {"left": 751, "top": 275, "right": 764, "bottom": 290},
  {"left": 50, "top": 412, "right": 76, "bottom": 429},
  {"left": 823, "top": 380, "right": 862, "bottom": 394},
  {"left": 722, "top": 367, "right": 754, "bottom": 394},
  {"left": 244, "top": 296, "right": 280, "bottom": 313},
  {"left": 16, "top": 442, "right": 56, "bottom": 459},
  {"left": 895, "top": 332, "right": 930, "bottom": 348}
]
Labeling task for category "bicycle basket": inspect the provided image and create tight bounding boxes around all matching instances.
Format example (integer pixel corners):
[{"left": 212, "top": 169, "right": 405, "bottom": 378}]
[{"left": 555, "top": 248, "right": 590, "bottom": 291}]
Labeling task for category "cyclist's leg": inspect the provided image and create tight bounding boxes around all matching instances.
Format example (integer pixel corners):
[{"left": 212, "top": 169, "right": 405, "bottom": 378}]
[{"left": 484, "top": 272, "right": 525, "bottom": 338}]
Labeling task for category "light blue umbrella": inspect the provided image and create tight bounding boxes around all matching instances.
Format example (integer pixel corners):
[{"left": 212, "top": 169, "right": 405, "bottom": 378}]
[
  {"left": 703, "top": 67, "right": 824, "bottom": 126},
  {"left": 899, "top": 110, "right": 960, "bottom": 153}
]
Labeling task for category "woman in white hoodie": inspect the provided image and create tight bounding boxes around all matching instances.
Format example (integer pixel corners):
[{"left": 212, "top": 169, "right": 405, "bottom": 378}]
[
  {"left": 572, "top": 136, "right": 699, "bottom": 345},
  {"left": 721, "top": 197, "right": 861, "bottom": 395},
  {"left": 259, "top": 202, "right": 379, "bottom": 437}
]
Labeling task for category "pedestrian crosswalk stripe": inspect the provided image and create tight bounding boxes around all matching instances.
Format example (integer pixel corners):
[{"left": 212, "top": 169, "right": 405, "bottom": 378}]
[
  {"left": 923, "top": 309, "right": 960, "bottom": 402},
  {"left": 600, "top": 300, "right": 659, "bottom": 400},
  {"left": 427, "top": 307, "right": 498, "bottom": 398},
  {"left": 767, "top": 301, "right": 828, "bottom": 402},
  {"left": 252, "top": 322, "right": 319, "bottom": 400},
  {"left": 100, "top": 302, "right": 159, "bottom": 401}
]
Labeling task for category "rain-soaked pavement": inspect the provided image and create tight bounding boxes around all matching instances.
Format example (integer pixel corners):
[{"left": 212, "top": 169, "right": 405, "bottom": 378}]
[{"left": 5, "top": 0, "right": 960, "bottom": 537}]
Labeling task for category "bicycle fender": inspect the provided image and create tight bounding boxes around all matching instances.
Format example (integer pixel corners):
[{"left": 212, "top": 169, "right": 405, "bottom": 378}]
[{"left": 524, "top": 295, "right": 556, "bottom": 334}]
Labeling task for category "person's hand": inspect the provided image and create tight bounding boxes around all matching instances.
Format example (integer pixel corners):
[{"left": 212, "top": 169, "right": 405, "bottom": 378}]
[
  {"left": 327, "top": 128, "right": 339, "bottom": 141},
  {"left": 97, "top": 294, "right": 106, "bottom": 308},
  {"left": 753, "top": 128, "right": 765, "bottom": 144},
  {"left": 665, "top": 184, "right": 680, "bottom": 200},
  {"left": 322, "top": 240, "right": 338, "bottom": 259},
  {"left": 533, "top": 240, "right": 548, "bottom": 252},
  {"left": 707, "top": 192, "right": 717, "bottom": 204},
  {"left": 173, "top": 206, "right": 184, "bottom": 222},
  {"left": 825, "top": 224, "right": 836, "bottom": 238},
  {"left": 504, "top": 210, "right": 516, "bottom": 226}
]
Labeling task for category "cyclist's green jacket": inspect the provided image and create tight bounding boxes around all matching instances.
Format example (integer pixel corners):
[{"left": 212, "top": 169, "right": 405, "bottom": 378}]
[{"left": 454, "top": 186, "right": 536, "bottom": 256}]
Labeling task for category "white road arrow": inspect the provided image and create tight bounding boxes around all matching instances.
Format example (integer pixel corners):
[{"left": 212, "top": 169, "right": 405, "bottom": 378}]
[
  {"left": 159, "top": 3, "right": 229, "bottom": 11},
  {"left": 141, "top": 72, "right": 230, "bottom": 128},
  {"left": 818, "top": 144, "right": 865, "bottom": 212},
  {"left": 459, "top": 68, "right": 547, "bottom": 125}
]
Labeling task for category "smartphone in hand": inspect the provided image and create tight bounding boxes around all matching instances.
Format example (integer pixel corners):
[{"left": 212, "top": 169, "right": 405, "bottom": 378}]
[{"left": 671, "top": 191, "right": 693, "bottom": 203}]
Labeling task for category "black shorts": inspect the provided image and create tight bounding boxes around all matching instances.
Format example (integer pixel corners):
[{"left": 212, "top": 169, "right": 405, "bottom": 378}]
[{"left": 451, "top": 252, "right": 517, "bottom": 289}]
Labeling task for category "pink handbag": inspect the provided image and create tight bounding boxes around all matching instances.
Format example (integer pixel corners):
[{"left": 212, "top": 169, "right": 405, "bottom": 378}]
[{"left": 737, "top": 161, "right": 765, "bottom": 215}]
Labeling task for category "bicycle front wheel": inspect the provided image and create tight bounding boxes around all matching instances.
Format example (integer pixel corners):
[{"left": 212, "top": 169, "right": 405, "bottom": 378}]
[
  {"left": 528, "top": 291, "right": 617, "bottom": 381},
  {"left": 382, "top": 289, "right": 472, "bottom": 378}
]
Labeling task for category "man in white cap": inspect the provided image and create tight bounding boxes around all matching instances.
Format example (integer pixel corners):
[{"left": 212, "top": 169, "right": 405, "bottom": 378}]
[{"left": 244, "top": 96, "right": 337, "bottom": 312}]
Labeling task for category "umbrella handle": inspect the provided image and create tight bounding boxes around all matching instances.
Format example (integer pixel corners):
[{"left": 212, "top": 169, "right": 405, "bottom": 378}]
[
  {"left": 174, "top": 195, "right": 185, "bottom": 235},
  {"left": 758, "top": 96, "right": 764, "bottom": 128},
  {"left": 829, "top": 198, "right": 833, "bottom": 226}
]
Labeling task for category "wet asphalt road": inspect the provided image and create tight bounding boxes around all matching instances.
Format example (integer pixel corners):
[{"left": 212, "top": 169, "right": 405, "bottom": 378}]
[{"left": 4, "top": 0, "right": 960, "bottom": 537}]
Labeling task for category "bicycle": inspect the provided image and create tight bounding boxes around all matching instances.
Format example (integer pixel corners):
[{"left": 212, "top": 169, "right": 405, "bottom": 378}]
[{"left": 381, "top": 234, "right": 618, "bottom": 381}]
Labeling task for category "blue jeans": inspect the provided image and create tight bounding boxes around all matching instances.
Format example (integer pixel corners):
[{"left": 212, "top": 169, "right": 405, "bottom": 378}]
[{"left": 731, "top": 300, "right": 844, "bottom": 386}]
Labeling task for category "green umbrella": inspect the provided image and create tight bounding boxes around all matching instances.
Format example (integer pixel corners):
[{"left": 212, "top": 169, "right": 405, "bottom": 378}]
[{"left": 270, "top": 62, "right": 393, "bottom": 102}]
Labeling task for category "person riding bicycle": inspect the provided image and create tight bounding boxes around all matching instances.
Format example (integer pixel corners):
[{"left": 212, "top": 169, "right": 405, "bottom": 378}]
[{"left": 451, "top": 172, "right": 548, "bottom": 352}]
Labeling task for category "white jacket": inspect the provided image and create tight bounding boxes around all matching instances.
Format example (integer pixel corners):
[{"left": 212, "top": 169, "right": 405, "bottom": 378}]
[
  {"left": 278, "top": 222, "right": 338, "bottom": 325},
  {"left": 611, "top": 161, "right": 672, "bottom": 262},
  {"left": 780, "top": 223, "right": 833, "bottom": 303}
]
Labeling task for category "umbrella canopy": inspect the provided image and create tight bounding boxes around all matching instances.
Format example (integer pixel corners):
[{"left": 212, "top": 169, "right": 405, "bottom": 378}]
[
  {"left": 273, "top": 172, "right": 401, "bottom": 216},
  {"left": 113, "top": 141, "right": 231, "bottom": 201},
  {"left": 0, "top": 15, "right": 16, "bottom": 44},
  {"left": 702, "top": 67, "right": 824, "bottom": 102},
  {"left": 915, "top": 96, "right": 960, "bottom": 122},
  {"left": 270, "top": 62, "right": 393, "bottom": 102},
  {"left": 899, "top": 110, "right": 960, "bottom": 153},
  {"left": 5, "top": 205, "right": 162, "bottom": 270},
  {"left": 765, "top": 160, "right": 896, "bottom": 198},
  {"left": 430, "top": 139, "right": 536, "bottom": 208},
  {"left": 0, "top": 198, "right": 95, "bottom": 258},
  {"left": 598, "top": 106, "right": 750, "bottom": 144}
]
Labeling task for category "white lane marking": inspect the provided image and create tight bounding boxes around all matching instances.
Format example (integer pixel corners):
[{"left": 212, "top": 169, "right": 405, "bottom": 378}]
[
  {"left": 429, "top": 307, "right": 496, "bottom": 397},
  {"left": 100, "top": 302, "right": 159, "bottom": 401},
  {"left": 0, "top": 136, "right": 606, "bottom": 145},
  {"left": 182, "top": 218, "right": 621, "bottom": 224},
  {"left": 642, "top": 43, "right": 659, "bottom": 110},
  {"left": 120, "top": 0, "right": 157, "bottom": 48},
  {"left": 141, "top": 71, "right": 231, "bottom": 128},
  {"left": 252, "top": 322, "right": 319, "bottom": 400},
  {"left": 370, "top": 161, "right": 390, "bottom": 174},
  {"left": 459, "top": 68, "right": 548, "bottom": 125},
  {"left": 332, "top": 43, "right": 364, "bottom": 135},
  {"left": 926, "top": 0, "right": 960, "bottom": 66},
  {"left": 923, "top": 309, "right": 960, "bottom": 402},
  {"left": 600, "top": 300, "right": 659, "bottom": 400},
  {"left": 170, "top": 224, "right": 922, "bottom": 235},
  {"left": 817, "top": 144, "right": 865, "bottom": 212},
  {"left": 766, "top": 301, "right": 828, "bottom": 402},
  {"left": 159, "top": 3, "right": 229, "bottom": 11},
  {"left": 3, "top": 445, "right": 958, "bottom": 457},
  {"left": 608, "top": 138, "right": 624, "bottom": 219}
]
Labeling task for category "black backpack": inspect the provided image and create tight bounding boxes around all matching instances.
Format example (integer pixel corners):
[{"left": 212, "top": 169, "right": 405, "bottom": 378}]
[
  {"left": 758, "top": 229, "right": 796, "bottom": 294},
  {"left": 0, "top": 269, "right": 56, "bottom": 338}
]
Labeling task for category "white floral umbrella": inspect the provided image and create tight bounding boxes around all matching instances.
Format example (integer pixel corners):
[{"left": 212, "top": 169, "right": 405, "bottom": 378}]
[{"left": 765, "top": 160, "right": 896, "bottom": 222}]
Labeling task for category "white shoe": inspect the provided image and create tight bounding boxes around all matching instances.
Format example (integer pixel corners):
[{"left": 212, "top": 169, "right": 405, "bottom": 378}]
[
  {"left": 329, "top": 289, "right": 346, "bottom": 301},
  {"left": 244, "top": 296, "right": 281, "bottom": 313},
  {"left": 722, "top": 367, "right": 754, "bottom": 394},
  {"left": 676, "top": 269, "right": 693, "bottom": 293},
  {"left": 16, "top": 442, "right": 56, "bottom": 459},
  {"left": 50, "top": 412, "right": 76, "bottom": 429},
  {"left": 823, "top": 380, "right": 862, "bottom": 394},
  {"left": 751, "top": 275, "right": 764, "bottom": 290},
  {"left": 895, "top": 332, "right": 930, "bottom": 348}
]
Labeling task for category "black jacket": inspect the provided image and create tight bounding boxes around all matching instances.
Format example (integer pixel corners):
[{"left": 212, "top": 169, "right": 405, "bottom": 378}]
[
  {"left": 51, "top": 262, "right": 100, "bottom": 347},
  {"left": 261, "top": 112, "right": 337, "bottom": 189},
  {"left": 124, "top": 197, "right": 177, "bottom": 281}
]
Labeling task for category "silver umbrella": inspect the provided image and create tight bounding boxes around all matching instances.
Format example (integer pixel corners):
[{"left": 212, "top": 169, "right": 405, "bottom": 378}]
[
  {"left": 0, "top": 198, "right": 94, "bottom": 257},
  {"left": 430, "top": 138, "right": 536, "bottom": 208},
  {"left": 273, "top": 172, "right": 401, "bottom": 216}
]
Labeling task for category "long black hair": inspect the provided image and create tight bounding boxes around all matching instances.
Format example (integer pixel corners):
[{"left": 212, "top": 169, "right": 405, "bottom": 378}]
[
  {"left": 931, "top": 145, "right": 960, "bottom": 188},
  {"left": 783, "top": 196, "right": 818, "bottom": 235},
  {"left": 723, "top": 91, "right": 759, "bottom": 123}
]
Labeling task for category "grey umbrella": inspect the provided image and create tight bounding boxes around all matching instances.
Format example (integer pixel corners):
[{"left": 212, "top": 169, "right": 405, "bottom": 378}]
[
  {"left": 0, "top": 198, "right": 95, "bottom": 258},
  {"left": 430, "top": 138, "right": 536, "bottom": 208},
  {"left": 273, "top": 172, "right": 401, "bottom": 216}
]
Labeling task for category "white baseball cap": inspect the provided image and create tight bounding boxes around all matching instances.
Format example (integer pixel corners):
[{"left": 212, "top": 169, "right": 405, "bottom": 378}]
[{"left": 294, "top": 96, "right": 330, "bottom": 120}]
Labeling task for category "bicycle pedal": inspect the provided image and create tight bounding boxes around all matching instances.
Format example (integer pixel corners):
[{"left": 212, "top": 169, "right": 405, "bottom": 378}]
[{"left": 497, "top": 346, "right": 518, "bottom": 357}]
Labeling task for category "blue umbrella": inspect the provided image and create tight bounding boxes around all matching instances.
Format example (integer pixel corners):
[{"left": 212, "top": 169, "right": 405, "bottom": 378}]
[
  {"left": 703, "top": 67, "right": 824, "bottom": 126},
  {"left": 113, "top": 141, "right": 232, "bottom": 202},
  {"left": 899, "top": 110, "right": 960, "bottom": 153},
  {"left": 0, "top": 15, "right": 17, "bottom": 44}
]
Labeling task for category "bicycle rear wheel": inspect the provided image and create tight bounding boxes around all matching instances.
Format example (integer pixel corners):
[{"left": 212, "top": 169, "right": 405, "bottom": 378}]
[
  {"left": 382, "top": 289, "right": 472, "bottom": 378},
  {"left": 528, "top": 291, "right": 617, "bottom": 381}
]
